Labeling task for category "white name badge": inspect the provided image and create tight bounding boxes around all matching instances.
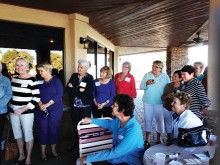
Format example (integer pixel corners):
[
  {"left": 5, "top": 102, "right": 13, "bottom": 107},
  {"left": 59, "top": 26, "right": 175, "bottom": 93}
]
[
  {"left": 95, "top": 82, "right": 101, "bottom": 86},
  {"left": 125, "top": 77, "right": 131, "bottom": 82},
  {"left": 118, "top": 135, "right": 124, "bottom": 140},
  {"left": 21, "top": 83, "right": 28, "bottom": 87},
  {"left": 80, "top": 82, "right": 87, "bottom": 88},
  {"left": 37, "top": 80, "right": 44, "bottom": 85}
]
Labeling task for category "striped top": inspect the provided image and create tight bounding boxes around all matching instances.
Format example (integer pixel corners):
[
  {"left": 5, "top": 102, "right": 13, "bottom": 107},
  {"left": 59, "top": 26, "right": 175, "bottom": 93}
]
[
  {"left": 9, "top": 76, "right": 40, "bottom": 114},
  {"left": 181, "top": 78, "right": 211, "bottom": 118}
]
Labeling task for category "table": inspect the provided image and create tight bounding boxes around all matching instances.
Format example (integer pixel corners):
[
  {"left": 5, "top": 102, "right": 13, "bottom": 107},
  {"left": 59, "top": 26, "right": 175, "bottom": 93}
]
[{"left": 143, "top": 143, "right": 217, "bottom": 165}]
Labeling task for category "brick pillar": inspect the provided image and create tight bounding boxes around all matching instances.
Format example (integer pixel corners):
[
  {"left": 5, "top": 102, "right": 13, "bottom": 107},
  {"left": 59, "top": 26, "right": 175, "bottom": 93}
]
[{"left": 166, "top": 47, "right": 189, "bottom": 77}]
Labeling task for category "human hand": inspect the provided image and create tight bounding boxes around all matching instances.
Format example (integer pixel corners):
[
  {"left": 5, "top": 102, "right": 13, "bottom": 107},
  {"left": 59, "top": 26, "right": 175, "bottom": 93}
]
[
  {"left": 68, "top": 83, "right": 73, "bottom": 88},
  {"left": 81, "top": 156, "right": 87, "bottom": 165},
  {"left": 40, "top": 103, "right": 49, "bottom": 111},
  {"left": 82, "top": 117, "right": 92, "bottom": 124},
  {"left": 80, "top": 88, "right": 85, "bottom": 92},
  {"left": 14, "top": 107, "right": 25, "bottom": 116},
  {"left": 167, "top": 93, "right": 174, "bottom": 99},
  {"left": 97, "top": 103, "right": 105, "bottom": 109},
  {"left": 146, "top": 79, "right": 154, "bottom": 86}
]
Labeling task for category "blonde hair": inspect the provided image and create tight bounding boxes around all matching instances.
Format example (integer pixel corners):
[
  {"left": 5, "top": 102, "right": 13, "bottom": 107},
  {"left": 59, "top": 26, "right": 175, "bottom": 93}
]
[
  {"left": 100, "top": 66, "right": 112, "bottom": 79},
  {"left": 174, "top": 92, "right": 192, "bottom": 109},
  {"left": 37, "top": 62, "right": 52, "bottom": 73},
  {"left": 153, "top": 60, "right": 163, "bottom": 69}
]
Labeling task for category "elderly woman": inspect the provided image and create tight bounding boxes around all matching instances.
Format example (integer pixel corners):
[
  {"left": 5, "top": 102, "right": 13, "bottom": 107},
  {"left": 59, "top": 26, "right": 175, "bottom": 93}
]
[
  {"left": 81, "top": 94, "right": 145, "bottom": 165},
  {"left": 161, "top": 70, "right": 183, "bottom": 144},
  {"left": 193, "top": 62, "right": 204, "bottom": 81},
  {"left": 35, "top": 63, "right": 63, "bottom": 161},
  {"left": 140, "top": 60, "right": 170, "bottom": 149},
  {"left": 181, "top": 65, "right": 211, "bottom": 118},
  {"left": 0, "top": 62, "right": 12, "bottom": 163},
  {"left": 66, "top": 59, "right": 94, "bottom": 151},
  {"left": 93, "top": 66, "right": 115, "bottom": 118},
  {"left": 9, "top": 58, "right": 40, "bottom": 165},
  {"left": 171, "top": 92, "right": 203, "bottom": 139},
  {"left": 114, "top": 61, "right": 137, "bottom": 98}
]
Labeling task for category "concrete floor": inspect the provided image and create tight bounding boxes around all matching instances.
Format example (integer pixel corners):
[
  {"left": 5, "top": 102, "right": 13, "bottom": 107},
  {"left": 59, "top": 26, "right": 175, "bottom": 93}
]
[{"left": 1, "top": 90, "right": 167, "bottom": 165}]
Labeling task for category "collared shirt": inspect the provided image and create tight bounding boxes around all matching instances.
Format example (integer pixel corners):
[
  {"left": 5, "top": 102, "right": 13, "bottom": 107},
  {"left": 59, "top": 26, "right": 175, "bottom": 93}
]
[
  {"left": 173, "top": 110, "right": 203, "bottom": 139},
  {"left": 181, "top": 78, "right": 211, "bottom": 118},
  {"left": 87, "top": 115, "right": 145, "bottom": 165},
  {"left": 140, "top": 72, "right": 170, "bottom": 104},
  {"left": 0, "top": 74, "right": 12, "bottom": 114},
  {"left": 114, "top": 72, "right": 137, "bottom": 98}
]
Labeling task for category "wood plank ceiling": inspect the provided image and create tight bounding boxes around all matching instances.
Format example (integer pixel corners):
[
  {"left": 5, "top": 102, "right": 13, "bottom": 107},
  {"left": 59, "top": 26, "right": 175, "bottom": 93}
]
[{"left": 1, "top": 0, "right": 209, "bottom": 50}]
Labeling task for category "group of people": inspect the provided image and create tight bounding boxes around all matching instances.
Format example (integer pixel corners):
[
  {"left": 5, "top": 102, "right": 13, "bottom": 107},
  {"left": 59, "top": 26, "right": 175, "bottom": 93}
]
[
  {"left": 0, "top": 58, "right": 63, "bottom": 165},
  {"left": 0, "top": 57, "right": 211, "bottom": 165}
]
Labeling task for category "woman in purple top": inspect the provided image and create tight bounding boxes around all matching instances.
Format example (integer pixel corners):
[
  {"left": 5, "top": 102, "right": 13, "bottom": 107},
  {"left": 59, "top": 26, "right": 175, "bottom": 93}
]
[
  {"left": 36, "top": 63, "right": 63, "bottom": 161},
  {"left": 93, "top": 66, "right": 115, "bottom": 118}
]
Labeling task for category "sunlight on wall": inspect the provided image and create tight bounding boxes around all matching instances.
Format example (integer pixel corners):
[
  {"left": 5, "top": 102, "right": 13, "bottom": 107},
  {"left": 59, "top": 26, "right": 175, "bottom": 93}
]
[
  {"left": 188, "top": 45, "right": 208, "bottom": 69},
  {"left": 118, "top": 51, "right": 166, "bottom": 89}
]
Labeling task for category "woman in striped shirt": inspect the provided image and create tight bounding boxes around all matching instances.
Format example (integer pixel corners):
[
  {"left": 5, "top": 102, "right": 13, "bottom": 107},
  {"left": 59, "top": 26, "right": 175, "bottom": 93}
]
[
  {"left": 181, "top": 65, "right": 211, "bottom": 119},
  {"left": 9, "top": 58, "right": 40, "bottom": 165}
]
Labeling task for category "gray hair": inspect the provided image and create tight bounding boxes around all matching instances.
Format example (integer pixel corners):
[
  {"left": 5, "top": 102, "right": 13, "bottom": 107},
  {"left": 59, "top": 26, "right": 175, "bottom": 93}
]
[
  {"left": 0, "top": 62, "right": 2, "bottom": 73},
  {"left": 193, "top": 61, "right": 204, "bottom": 71},
  {"left": 78, "top": 59, "right": 90, "bottom": 69},
  {"left": 122, "top": 61, "right": 132, "bottom": 72},
  {"left": 16, "top": 58, "right": 29, "bottom": 67}
]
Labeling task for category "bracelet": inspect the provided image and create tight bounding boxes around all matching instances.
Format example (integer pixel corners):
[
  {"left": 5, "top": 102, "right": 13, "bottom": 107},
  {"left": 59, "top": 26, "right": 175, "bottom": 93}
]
[
  {"left": 105, "top": 101, "right": 108, "bottom": 104},
  {"left": 49, "top": 101, "right": 53, "bottom": 105}
]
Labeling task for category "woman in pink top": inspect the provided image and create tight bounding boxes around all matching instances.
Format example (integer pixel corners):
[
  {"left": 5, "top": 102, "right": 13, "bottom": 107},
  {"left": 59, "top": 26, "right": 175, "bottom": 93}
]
[{"left": 114, "top": 61, "right": 137, "bottom": 98}]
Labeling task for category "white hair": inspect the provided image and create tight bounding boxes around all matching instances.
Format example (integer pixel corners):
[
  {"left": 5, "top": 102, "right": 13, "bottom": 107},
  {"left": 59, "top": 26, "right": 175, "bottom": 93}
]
[
  {"left": 0, "top": 62, "right": 2, "bottom": 73},
  {"left": 78, "top": 59, "right": 90, "bottom": 69},
  {"left": 16, "top": 58, "right": 29, "bottom": 67}
]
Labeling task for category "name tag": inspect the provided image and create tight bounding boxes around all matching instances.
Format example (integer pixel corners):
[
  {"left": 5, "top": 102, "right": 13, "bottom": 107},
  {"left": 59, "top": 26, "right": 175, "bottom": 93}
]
[
  {"left": 21, "top": 83, "right": 28, "bottom": 87},
  {"left": 125, "top": 77, "right": 131, "bottom": 82},
  {"left": 95, "top": 82, "right": 101, "bottom": 86},
  {"left": 37, "top": 80, "right": 44, "bottom": 85},
  {"left": 118, "top": 135, "right": 124, "bottom": 140},
  {"left": 80, "top": 82, "right": 87, "bottom": 88}
]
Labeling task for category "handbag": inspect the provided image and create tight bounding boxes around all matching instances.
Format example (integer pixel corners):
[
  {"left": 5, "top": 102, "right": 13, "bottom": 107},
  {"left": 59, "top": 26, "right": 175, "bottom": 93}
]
[
  {"left": 4, "top": 121, "right": 18, "bottom": 161},
  {"left": 177, "top": 125, "right": 211, "bottom": 147}
]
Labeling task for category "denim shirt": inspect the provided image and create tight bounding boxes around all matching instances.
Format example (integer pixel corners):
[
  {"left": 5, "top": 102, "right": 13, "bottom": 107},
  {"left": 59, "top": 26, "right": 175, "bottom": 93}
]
[{"left": 0, "top": 74, "right": 12, "bottom": 114}]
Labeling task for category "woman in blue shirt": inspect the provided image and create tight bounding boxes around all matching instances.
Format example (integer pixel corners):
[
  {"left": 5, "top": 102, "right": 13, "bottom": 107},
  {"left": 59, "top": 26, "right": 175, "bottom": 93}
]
[
  {"left": 36, "top": 63, "right": 63, "bottom": 161},
  {"left": 140, "top": 60, "right": 170, "bottom": 149},
  {"left": 93, "top": 66, "right": 115, "bottom": 118},
  {"left": 0, "top": 62, "right": 12, "bottom": 163},
  {"left": 81, "top": 94, "right": 145, "bottom": 165}
]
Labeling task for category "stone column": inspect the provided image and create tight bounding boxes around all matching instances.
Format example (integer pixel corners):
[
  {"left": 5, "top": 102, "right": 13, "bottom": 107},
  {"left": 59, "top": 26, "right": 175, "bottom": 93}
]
[
  {"left": 208, "top": 0, "right": 220, "bottom": 163},
  {"left": 166, "top": 47, "right": 188, "bottom": 77}
]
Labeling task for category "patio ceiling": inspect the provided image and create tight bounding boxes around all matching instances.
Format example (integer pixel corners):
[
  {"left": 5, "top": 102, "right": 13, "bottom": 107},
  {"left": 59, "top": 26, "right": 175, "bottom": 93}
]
[{"left": 0, "top": 0, "right": 209, "bottom": 50}]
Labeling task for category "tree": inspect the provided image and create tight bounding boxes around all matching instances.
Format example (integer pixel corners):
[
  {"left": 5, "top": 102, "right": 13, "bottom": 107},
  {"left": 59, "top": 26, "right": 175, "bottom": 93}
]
[
  {"left": 50, "top": 52, "right": 63, "bottom": 70},
  {"left": 1, "top": 49, "right": 35, "bottom": 72}
]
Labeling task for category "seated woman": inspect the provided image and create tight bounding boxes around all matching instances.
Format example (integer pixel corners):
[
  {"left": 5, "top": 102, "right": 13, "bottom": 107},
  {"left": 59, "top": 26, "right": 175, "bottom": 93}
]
[
  {"left": 81, "top": 94, "right": 145, "bottom": 165},
  {"left": 171, "top": 92, "right": 203, "bottom": 139}
]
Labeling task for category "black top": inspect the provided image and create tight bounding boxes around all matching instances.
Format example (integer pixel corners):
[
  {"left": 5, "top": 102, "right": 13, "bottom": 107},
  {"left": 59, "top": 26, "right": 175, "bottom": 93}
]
[{"left": 66, "top": 73, "right": 94, "bottom": 108}]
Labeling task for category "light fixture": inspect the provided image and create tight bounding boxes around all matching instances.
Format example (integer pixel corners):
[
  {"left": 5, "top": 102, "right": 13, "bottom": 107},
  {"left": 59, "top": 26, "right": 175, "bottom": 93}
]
[
  {"left": 80, "top": 37, "right": 89, "bottom": 49},
  {"left": 50, "top": 39, "right": 54, "bottom": 43}
]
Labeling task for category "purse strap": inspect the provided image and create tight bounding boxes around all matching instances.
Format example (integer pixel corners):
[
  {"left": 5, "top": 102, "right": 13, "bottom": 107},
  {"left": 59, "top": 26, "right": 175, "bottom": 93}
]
[{"left": 6, "top": 120, "right": 11, "bottom": 143}]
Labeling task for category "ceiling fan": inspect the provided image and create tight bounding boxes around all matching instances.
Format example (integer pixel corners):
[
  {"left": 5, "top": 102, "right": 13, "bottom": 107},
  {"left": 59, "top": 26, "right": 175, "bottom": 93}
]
[{"left": 180, "top": 32, "right": 208, "bottom": 46}]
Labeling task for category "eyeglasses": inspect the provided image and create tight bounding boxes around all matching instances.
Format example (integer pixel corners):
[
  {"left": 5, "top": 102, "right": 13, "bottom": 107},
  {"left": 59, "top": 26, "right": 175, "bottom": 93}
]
[
  {"left": 122, "top": 66, "right": 129, "bottom": 69},
  {"left": 152, "top": 65, "right": 161, "bottom": 69}
]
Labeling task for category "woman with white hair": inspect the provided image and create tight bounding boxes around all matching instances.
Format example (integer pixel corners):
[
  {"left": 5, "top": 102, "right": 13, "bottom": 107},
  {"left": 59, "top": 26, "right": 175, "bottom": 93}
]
[
  {"left": 66, "top": 59, "right": 94, "bottom": 152},
  {"left": 9, "top": 58, "right": 40, "bottom": 165},
  {"left": 114, "top": 61, "right": 137, "bottom": 98},
  {"left": 0, "top": 62, "right": 12, "bottom": 163}
]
